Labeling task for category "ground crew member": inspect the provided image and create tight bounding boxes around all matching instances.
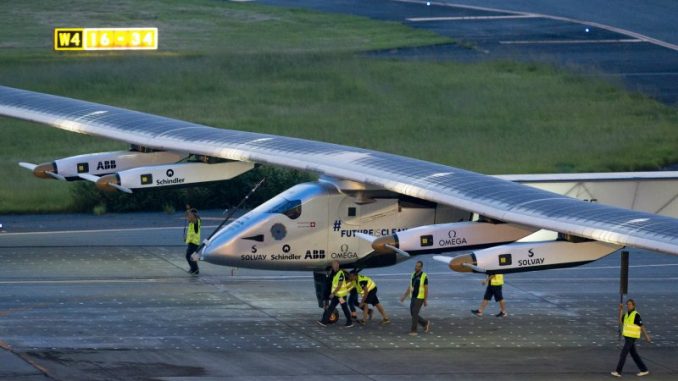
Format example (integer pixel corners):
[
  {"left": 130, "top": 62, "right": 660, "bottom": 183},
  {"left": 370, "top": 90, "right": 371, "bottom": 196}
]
[
  {"left": 471, "top": 273, "right": 507, "bottom": 317},
  {"left": 184, "top": 207, "right": 201, "bottom": 275},
  {"left": 611, "top": 299, "right": 651, "bottom": 377},
  {"left": 317, "top": 260, "right": 354, "bottom": 327},
  {"left": 400, "top": 260, "right": 430, "bottom": 335},
  {"left": 349, "top": 271, "right": 390, "bottom": 325}
]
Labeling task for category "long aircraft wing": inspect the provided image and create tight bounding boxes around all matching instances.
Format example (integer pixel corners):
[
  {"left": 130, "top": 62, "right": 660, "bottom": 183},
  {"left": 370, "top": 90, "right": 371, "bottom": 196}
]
[{"left": 1, "top": 85, "right": 677, "bottom": 255}]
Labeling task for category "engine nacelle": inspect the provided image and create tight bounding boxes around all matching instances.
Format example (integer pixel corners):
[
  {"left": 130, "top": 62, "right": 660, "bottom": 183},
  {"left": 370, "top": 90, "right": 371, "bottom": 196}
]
[
  {"left": 448, "top": 240, "right": 622, "bottom": 274},
  {"left": 95, "top": 161, "right": 255, "bottom": 192},
  {"left": 371, "top": 221, "right": 538, "bottom": 255},
  {"left": 21, "top": 150, "right": 185, "bottom": 180}
]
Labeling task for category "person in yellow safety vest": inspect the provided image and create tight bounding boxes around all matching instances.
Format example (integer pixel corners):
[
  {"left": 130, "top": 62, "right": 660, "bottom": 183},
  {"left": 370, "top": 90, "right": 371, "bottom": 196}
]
[
  {"left": 349, "top": 271, "right": 390, "bottom": 325},
  {"left": 184, "top": 207, "right": 202, "bottom": 275},
  {"left": 400, "top": 260, "right": 431, "bottom": 336},
  {"left": 471, "top": 273, "right": 507, "bottom": 317},
  {"left": 611, "top": 299, "right": 651, "bottom": 377},
  {"left": 317, "top": 260, "right": 354, "bottom": 328}
]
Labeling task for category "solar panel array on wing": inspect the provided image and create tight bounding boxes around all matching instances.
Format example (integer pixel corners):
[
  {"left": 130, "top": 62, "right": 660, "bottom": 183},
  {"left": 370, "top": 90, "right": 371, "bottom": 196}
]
[{"left": 1, "top": 85, "right": 676, "bottom": 254}]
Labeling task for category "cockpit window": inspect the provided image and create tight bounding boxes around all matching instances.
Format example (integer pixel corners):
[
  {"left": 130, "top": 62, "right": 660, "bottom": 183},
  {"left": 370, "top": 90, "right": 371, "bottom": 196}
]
[{"left": 266, "top": 198, "right": 302, "bottom": 220}]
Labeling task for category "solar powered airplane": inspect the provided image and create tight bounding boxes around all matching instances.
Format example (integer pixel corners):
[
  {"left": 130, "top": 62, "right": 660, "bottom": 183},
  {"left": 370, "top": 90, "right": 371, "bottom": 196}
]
[{"left": 1, "top": 85, "right": 677, "bottom": 301}]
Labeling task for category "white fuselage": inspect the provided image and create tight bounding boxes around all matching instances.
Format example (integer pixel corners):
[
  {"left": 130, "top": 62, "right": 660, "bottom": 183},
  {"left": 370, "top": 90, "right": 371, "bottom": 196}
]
[{"left": 201, "top": 181, "right": 466, "bottom": 271}]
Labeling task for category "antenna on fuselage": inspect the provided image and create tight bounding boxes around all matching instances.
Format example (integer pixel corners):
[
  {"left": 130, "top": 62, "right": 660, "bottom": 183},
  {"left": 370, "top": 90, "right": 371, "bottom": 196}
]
[{"left": 197, "top": 177, "right": 267, "bottom": 253}]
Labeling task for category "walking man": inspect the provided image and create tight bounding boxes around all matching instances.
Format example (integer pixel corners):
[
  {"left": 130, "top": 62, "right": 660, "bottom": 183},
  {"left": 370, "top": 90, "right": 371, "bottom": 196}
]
[
  {"left": 471, "top": 273, "right": 507, "bottom": 317},
  {"left": 611, "top": 299, "right": 651, "bottom": 377},
  {"left": 184, "top": 207, "right": 201, "bottom": 275},
  {"left": 400, "top": 260, "right": 430, "bottom": 335}
]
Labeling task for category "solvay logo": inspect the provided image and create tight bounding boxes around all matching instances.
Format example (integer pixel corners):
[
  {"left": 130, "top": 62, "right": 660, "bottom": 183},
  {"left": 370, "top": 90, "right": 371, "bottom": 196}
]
[{"left": 528, "top": 249, "right": 535, "bottom": 258}]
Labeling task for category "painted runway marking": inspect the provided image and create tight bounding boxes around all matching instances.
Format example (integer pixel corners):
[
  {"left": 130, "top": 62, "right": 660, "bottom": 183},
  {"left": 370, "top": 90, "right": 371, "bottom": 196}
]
[
  {"left": 0, "top": 225, "right": 219, "bottom": 236},
  {"left": 407, "top": 15, "right": 539, "bottom": 22},
  {"left": 499, "top": 39, "right": 643, "bottom": 45},
  {"left": 394, "top": 0, "right": 678, "bottom": 52}
]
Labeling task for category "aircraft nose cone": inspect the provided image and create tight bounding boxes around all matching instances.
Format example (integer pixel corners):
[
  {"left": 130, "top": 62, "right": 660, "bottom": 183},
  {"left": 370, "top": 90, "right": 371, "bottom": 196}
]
[{"left": 200, "top": 239, "right": 226, "bottom": 265}]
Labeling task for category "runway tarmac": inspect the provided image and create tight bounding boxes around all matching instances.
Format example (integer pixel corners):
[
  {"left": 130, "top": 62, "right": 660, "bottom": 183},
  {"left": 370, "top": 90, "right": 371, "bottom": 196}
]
[
  {"left": 1, "top": 212, "right": 677, "bottom": 380},
  {"left": 1, "top": 1, "right": 676, "bottom": 379},
  {"left": 261, "top": 0, "right": 678, "bottom": 104}
]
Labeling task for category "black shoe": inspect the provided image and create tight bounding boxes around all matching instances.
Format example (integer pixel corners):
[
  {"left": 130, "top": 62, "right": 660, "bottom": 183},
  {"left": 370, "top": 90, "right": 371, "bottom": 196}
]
[
  {"left": 344, "top": 322, "right": 354, "bottom": 328},
  {"left": 495, "top": 311, "right": 507, "bottom": 318},
  {"left": 316, "top": 320, "right": 327, "bottom": 327},
  {"left": 471, "top": 309, "right": 482, "bottom": 317}
]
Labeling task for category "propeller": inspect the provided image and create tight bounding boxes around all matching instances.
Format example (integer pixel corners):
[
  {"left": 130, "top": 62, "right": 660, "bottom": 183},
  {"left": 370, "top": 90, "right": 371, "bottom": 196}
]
[
  {"left": 19, "top": 161, "right": 65, "bottom": 180},
  {"left": 355, "top": 232, "right": 410, "bottom": 259},
  {"left": 79, "top": 173, "right": 133, "bottom": 193}
]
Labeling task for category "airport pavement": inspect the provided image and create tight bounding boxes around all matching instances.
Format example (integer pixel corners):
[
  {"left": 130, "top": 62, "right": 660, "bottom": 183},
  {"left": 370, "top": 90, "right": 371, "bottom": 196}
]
[
  {"left": 261, "top": 0, "right": 678, "bottom": 105},
  {"left": 0, "top": 212, "right": 677, "bottom": 380}
]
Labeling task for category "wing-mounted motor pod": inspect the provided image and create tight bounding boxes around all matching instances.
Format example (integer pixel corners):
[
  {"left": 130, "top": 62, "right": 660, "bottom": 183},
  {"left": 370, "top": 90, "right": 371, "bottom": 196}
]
[
  {"left": 18, "top": 148, "right": 185, "bottom": 181},
  {"left": 352, "top": 221, "right": 537, "bottom": 269},
  {"left": 370, "top": 221, "right": 538, "bottom": 256},
  {"left": 87, "top": 160, "right": 255, "bottom": 193},
  {"left": 447, "top": 240, "right": 622, "bottom": 274}
]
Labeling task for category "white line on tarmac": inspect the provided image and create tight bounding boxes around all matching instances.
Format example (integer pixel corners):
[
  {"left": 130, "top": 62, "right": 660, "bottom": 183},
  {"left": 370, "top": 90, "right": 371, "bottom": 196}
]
[
  {"left": 407, "top": 15, "right": 539, "bottom": 22},
  {"left": 0, "top": 278, "right": 165, "bottom": 285},
  {"left": 499, "top": 39, "right": 643, "bottom": 45},
  {"left": 0, "top": 225, "right": 220, "bottom": 236},
  {"left": 394, "top": 0, "right": 678, "bottom": 52}
]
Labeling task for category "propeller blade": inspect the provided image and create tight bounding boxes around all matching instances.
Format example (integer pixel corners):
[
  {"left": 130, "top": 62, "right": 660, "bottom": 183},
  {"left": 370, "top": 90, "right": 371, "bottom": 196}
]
[
  {"left": 108, "top": 182, "right": 133, "bottom": 194},
  {"left": 355, "top": 232, "right": 378, "bottom": 243},
  {"left": 78, "top": 173, "right": 100, "bottom": 182},
  {"left": 45, "top": 171, "right": 66, "bottom": 181},
  {"left": 384, "top": 244, "right": 410, "bottom": 259},
  {"left": 432, "top": 255, "right": 453, "bottom": 264},
  {"left": 18, "top": 162, "right": 37, "bottom": 171},
  {"left": 462, "top": 262, "right": 486, "bottom": 273}
]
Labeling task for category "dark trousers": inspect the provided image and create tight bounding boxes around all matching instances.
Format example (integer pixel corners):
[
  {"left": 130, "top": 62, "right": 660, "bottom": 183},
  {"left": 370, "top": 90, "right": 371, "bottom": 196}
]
[
  {"left": 410, "top": 298, "right": 428, "bottom": 332},
  {"left": 348, "top": 289, "right": 359, "bottom": 315},
  {"left": 185, "top": 243, "right": 199, "bottom": 272},
  {"left": 322, "top": 296, "right": 352, "bottom": 324},
  {"left": 616, "top": 337, "right": 648, "bottom": 373}
]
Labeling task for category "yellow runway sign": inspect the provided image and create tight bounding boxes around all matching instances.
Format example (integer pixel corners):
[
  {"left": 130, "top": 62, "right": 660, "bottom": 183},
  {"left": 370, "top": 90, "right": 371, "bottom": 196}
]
[{"left": 54, "top": 28, "right": 158, "bottom": 51}]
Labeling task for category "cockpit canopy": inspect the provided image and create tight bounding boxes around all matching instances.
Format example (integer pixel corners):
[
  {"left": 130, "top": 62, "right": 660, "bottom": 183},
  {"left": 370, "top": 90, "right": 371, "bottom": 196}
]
[{"left": 266, "top": 198, "right": 302, "bottom": 220}]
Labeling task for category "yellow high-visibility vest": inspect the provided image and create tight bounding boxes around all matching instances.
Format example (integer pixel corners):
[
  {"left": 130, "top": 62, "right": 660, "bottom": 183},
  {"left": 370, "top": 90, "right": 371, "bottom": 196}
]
[
  {"left": 410, "top": 271, "right": 428, "bottom": 299},
  {"left": 623, "top": 311, "right": 641, "bottom": 339},
  {"left": 355, "top": 274, "right": 376, "bottom": 294},
  {"left": 185, "top": 219, "right": 201, "bottom": 245},
  {"left": 490, "top": 274, "right": 504, "bottom": 286},
  {"left": 332, "top": 270, "right": 352, "bottom": 297}
]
